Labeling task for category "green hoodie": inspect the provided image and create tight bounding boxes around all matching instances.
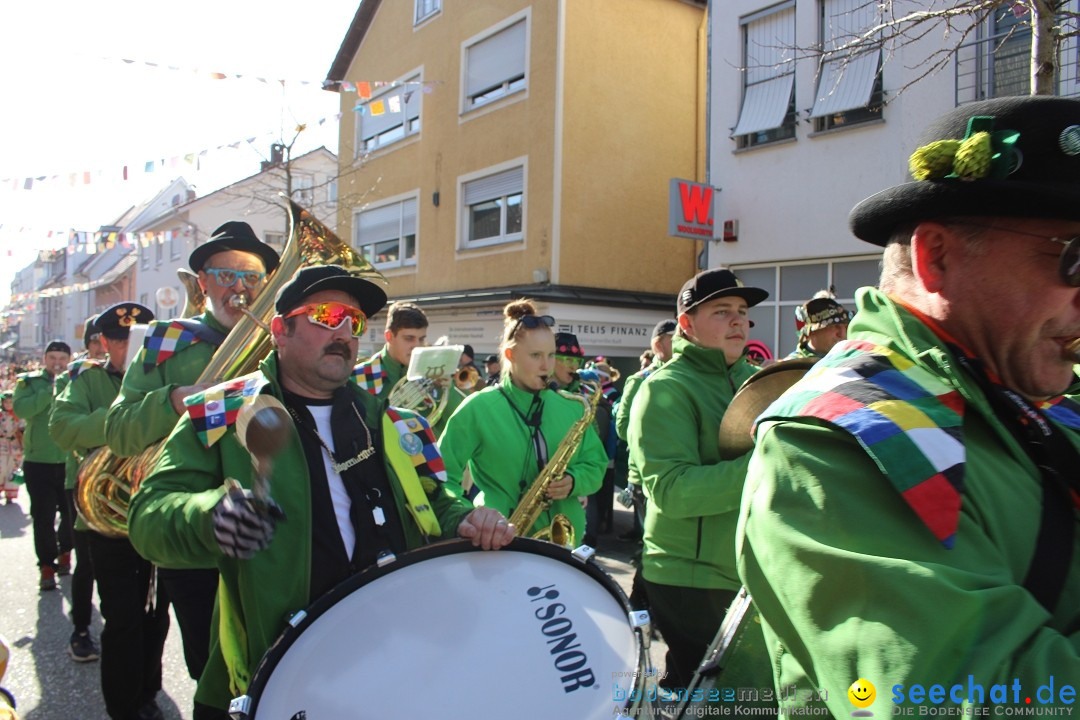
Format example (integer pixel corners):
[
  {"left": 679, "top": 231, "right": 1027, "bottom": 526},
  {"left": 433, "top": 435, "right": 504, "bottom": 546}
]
[
  {"left": 739, "top": 287, "right": 1080, "bottom": 716},
  {"left": 628, "top": 335, "right": 757, "bottom": 590}
]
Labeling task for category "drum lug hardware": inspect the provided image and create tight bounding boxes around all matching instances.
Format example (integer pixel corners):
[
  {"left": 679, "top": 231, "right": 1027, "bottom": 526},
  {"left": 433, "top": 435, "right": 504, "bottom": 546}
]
[
  {"left": 629, "top": 610, "right": 652, "bottom": 649},
  {"left": 288, "top": 609, "right": 308, "bottom": 628},
  {"left": 377, "top": 550, "right": 397, "bottom": 568},
  {"left": 570, "top": 545, "right": 595, "bottom": 563},
  {"left": 228, "top": 694, "right": 252, "bottom": 719}
]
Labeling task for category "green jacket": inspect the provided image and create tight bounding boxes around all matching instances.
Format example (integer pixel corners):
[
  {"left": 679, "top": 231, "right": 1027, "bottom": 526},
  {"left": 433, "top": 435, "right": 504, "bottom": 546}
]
[
  {"left": 13, "top": 370, "right": 67, "bottom": 464},
  {"left": 738, "top": 288, "right": 1080, "bottom": 716},
  {"left": 50, "top": 359, "right": 122, "bottom": 490},
  {"left": 128, "top": 352, "right": 473, "bottom": 711},
  {"left": 439, "top": 379, "right": 607, "bottom": 542},
  {"left": 105, "top": 312, "right": 226, "bottom": 458},
  {"left": 353, "top": 345, "right": 464, "bottom": 437},
  {"left": 615, "top": 359, "right": 663, "bottom": 487},
  {"left": 628, "top": 335, "right": 757, "bottom": 590}
]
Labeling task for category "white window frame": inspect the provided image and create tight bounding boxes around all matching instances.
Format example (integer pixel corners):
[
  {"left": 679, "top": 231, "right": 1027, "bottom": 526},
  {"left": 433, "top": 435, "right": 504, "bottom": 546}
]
[
  {"left": 458, "top": 159, "right": 526, "bottom": 251},
  {"left": 460, "top": 10, "right": 530, "bottom": 114},
  {"left": 810, "top": 0, "right": 883, "bottom": 128},
  {"left": 169, "top": 227, "right": 182, "bottom": 260},
  {"left": 327, "top": 179, "right": 338, "bottom": 205},
  {"left": 733, "top": 2, "right": 797, "bottom": 147},
  {"left": 414, "top": 0, "right": 440, "bottom": 26},
  {"left": 355, "top": 69, "right": 423, "bottom": 156},
  {"left": 264, "top": 232, "right": 285, "bottom": 252},
  {"left": 353, "top": 192, "right": 419, "bottom": 270},
  {"left": 292, "top": 175, "right": 315, "bottom": 207}
]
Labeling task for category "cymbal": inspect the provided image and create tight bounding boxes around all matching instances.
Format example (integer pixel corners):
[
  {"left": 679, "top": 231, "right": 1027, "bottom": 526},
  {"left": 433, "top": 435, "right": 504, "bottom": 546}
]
[{"left": 717, "top": 357, "right": 818, "bottom": 460}]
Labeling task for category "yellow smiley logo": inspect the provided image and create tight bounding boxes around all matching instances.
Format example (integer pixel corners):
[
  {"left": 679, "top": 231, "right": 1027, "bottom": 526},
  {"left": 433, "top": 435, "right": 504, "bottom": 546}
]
[{"left": 848, "top": 679, "right": 876, "bottom": 709}]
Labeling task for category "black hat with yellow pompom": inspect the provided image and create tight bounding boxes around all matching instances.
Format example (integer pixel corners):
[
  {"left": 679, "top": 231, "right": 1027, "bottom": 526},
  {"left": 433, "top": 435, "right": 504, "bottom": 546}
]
[{"left": 849, "top": 96, "right": 1080, "bottom": 246}]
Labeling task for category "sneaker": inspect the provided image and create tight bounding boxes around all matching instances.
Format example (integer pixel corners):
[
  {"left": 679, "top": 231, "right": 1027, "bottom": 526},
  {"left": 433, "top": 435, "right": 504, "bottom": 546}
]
[
  {"left": 39, "top": 566, "right": 56, "bottom": 591},
  {"left": 68, "top": 631, "right": 99, "bottom": 662},
  {"left": 57, "top": 552, "right": 72, "bottom": 576}
]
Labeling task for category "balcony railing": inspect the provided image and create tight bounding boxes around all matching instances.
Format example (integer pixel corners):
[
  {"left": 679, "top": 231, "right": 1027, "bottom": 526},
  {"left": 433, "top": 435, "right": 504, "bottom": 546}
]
[{"left": 956, "top": 29, "right": 1080, "bottom": 104}]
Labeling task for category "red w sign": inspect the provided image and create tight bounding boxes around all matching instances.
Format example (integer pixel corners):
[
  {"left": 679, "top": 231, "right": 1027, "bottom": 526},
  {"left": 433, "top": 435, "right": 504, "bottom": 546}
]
[{"left": 668, "top": 178, "right": 718, "bottom": 240}]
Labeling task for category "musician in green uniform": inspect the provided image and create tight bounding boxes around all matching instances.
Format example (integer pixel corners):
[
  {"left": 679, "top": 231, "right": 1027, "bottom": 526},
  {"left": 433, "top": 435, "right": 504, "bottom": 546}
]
[
  {"left": 51, "top": 303, "right": 170, "bottom": 720},
  {"left": 784, "top": 293, "right": 851, "bottom": 359},
  {"left": 104, "top": 221, "right": 280, "bottom": 687}
]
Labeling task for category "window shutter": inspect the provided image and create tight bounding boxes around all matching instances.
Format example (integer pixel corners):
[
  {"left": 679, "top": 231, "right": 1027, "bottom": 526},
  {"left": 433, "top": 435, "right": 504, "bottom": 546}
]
[
  {"left": 463, "top": 167, "right": 523, "bottom": 206},
  {"left": 465, "top": 20, "right": 527, "bottom": 97}
]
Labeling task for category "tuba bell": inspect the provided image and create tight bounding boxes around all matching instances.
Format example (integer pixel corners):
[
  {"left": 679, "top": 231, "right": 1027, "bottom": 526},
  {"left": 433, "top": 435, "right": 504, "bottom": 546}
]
[{"left": 76, "top": 199, "right": 386, "bottom": 537}]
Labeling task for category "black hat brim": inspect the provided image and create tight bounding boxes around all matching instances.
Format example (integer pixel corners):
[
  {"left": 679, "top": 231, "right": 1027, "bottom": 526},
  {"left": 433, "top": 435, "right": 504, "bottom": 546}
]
[
  {"left": 850, "top": 177, "right": 1080, "bottom": 246},
  {"left": 189, "top": 237, "right": 281, "bottom": 274},
  {"left": 684, "top": 286, "right": 769, "bottom": 313},
  {"left": 282, "top": 275, "right": 388, "bottom": 319}
]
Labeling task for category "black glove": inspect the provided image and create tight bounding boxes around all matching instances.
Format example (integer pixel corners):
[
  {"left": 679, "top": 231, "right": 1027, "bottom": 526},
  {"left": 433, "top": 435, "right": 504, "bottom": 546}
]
[{"left": 212, "top": 486, "right": 283, "bottom": 559}]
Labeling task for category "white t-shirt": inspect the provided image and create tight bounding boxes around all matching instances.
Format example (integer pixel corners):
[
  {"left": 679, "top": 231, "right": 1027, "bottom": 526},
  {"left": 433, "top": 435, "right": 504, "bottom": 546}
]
[{"left": 307, "top": 404, "right": 355, "bottom": 560}]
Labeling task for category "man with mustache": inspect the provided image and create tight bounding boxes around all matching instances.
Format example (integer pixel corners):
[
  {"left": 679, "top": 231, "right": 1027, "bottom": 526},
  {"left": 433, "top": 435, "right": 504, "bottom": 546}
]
[
  {"left": 626, "top": 268, "right": 767, "bottom": 689},
  {"left": 128, "top": 265, "right": 514, "bottom": 718},
  {"left": 104, "top": 221, "right": 280, "bottom": 698}
]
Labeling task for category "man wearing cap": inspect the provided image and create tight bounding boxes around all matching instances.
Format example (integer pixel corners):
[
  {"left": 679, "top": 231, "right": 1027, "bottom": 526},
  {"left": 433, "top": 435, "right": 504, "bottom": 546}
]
[
  {"left": 105, "top": 220, "right": 280, "bottom": 685},
  {"left": 80, "top": 315, "right": 106, "bottom": 362},
  {"left": 129, "top": 265, "right": 515, "bottom": 718},
  {"left": 785, "top": 292, "right": 852, "bottom": 359},
  {"left": 50, "top": 303, "right": 169, "bottom": 719},
  {"left": 627, "top": 268, "right": 767, "bottom": 689},
  {"left": 13, "top": 340, "right": 74, "bottom": 591},
  {"left": 739, "top": 96, "right": 1080, "bottom": 714},
  {"left": 484, "top": 354, "right": 501, "bottom": 386}
]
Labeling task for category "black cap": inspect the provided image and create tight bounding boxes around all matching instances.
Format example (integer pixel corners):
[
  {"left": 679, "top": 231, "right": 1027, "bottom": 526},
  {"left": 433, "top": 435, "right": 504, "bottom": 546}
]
[
  {"left": 484, "top": 354, "right": 499, "bottom": 364},
  {"left": 652, "top": 319, "right": 677, "bottom": 338},
  {"left": 45, "top": 340, "right": 71, "bottom": 355},
  {"left": 555, "top": 332, "right": 584, "bottom": 358},
  {"left": 189, "top": 221, "right": 281, "bottom": 274},
  {"left": 677, "top": 268, "right": 769, "bottom": 315},
  {"left": 94, "top": 302, "right": 154, "bottom": 340},
  {"left": 83, "top": 315, "right": 101, "bottom": 348},
  {"left": 796, "top": 297, "right": 852, "bottom": 334},
  {"left": 462, "top": 344, "right": 475, "bottom": 359},
  {"left": 274, "top": 265, "right": 388, "bottom": 319}
]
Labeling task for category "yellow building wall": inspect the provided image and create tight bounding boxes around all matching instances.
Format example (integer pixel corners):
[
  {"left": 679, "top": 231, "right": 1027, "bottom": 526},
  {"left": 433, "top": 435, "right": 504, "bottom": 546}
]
[{"left": 559, "top": 0, "right": 704, "bottom": 292}]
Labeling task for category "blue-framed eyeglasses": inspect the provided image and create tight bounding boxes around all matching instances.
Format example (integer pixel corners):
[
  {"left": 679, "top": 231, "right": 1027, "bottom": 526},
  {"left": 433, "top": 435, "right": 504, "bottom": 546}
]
[{"left": 202, "top": 267, "right": 267, "bottom": 288}]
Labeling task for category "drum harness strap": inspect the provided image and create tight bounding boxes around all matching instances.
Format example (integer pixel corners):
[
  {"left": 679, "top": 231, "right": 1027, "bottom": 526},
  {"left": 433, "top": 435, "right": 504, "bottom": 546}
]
[
  {"left": 500, "top": 387, "right": 550, "bottom": 502},
  {"left": 381, "top": 409, "right": 443, "bottom": 539}
]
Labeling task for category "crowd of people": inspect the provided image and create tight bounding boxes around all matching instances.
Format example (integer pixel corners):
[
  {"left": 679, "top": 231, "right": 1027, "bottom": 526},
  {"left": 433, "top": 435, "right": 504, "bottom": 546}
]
[{"left": 3, "top": 95, "right": 1079, "bottom": 718}]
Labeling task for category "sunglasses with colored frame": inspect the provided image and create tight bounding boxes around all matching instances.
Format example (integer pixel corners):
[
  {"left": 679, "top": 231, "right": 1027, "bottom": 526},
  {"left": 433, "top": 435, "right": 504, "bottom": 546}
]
[
  {"left": 556, "top": 355, "right": 585, "bottom": 369},
  {"left": 202, "top": 267, "right": 267, "bottom": 288},
  {"left": 284, "top": 302, "right": 368, "bottom": 337}
]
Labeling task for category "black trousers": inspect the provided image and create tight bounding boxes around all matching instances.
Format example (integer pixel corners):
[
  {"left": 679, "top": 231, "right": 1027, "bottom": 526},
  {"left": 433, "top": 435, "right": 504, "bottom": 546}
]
[
  {"left": 65, "top": 489, "right": 96, "bottom": 631},
  {"left": 23, "top": 461, "right": 73, "bottom": 569},
  {"left": 88, "top": 533, "right": 170, "bottom": 720},
  {"left": 157, "top": 567, "right": 219, "bottom": 680},
  {"left": 642, "top": 579, "right": 737, "bottom": 690}
]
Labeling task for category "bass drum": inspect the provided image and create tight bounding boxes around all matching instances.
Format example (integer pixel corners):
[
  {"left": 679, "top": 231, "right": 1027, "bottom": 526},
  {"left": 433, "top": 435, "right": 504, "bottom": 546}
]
[{"left": 230, "top": 538, "right": 654, "bottom": 720}]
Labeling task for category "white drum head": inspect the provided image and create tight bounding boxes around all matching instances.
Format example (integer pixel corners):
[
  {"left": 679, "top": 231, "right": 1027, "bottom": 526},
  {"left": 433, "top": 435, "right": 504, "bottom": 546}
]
[{"left": 246, "top": 543, "right": 639, "bottom": 719}]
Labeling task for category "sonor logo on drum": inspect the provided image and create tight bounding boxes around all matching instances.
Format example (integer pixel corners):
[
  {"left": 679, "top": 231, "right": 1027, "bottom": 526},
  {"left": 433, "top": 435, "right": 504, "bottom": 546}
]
[{"left": 527, "top": 584, "right": 598, "bottom": 693}]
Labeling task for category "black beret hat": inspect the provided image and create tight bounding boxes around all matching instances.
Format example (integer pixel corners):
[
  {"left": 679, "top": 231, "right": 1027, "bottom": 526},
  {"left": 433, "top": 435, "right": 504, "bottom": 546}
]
[
  {"left": 554, "top": 332, "right": 585, "bottom": 358},
  {"left": 189, "top": 221, "right": 281, "bottom": 274},
  {"left": 94, "top": 302, "right": 155, "bottom": 340},
  {"left": 652, "top": 319, "right": 677, "bottom": 338},
  {"left": 45, "top": 340, "right": 71, "bottom": 355},
  {"left": 850, "top": 96, "right": 1080, "bottom": 246},
  {"left": 274, "top": 265, "right": 387, "bottom": 319},
  {"left": 83, "top": 315, "right": 101, "bottom": 348},
  {"left": 677, "top": 268, "right": 768, "bottom": 315}
]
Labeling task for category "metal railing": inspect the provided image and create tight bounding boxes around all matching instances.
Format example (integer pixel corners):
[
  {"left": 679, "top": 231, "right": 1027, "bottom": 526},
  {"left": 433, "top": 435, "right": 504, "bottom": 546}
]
[{"left": 956, "top": 29, "right": 1080, "bottom": 104}]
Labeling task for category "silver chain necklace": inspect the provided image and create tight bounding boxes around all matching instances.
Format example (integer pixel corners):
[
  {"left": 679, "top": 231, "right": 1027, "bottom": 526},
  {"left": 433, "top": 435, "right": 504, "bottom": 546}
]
[{"left": 288, "top": 403, "right": 376, "bottom": 474}]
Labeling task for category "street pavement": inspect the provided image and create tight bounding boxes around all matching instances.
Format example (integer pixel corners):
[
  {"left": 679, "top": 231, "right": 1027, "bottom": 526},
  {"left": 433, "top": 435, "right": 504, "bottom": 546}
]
[{"left": 0, "top": 493, "right": 663, "bottom": 719}]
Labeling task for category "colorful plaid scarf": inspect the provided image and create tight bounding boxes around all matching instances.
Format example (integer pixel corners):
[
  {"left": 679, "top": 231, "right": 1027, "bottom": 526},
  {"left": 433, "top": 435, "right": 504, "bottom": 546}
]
[
  {"left": 353, "top": 353, "right": 387, "bottom": 395},
  {"left": 67, "top": 358, "right": 104, "bottom": 381},
  {"left": 141, "top": 321, "right": 206, "bottom": 373},
  {"left": 185, "top": 375, "right": 266, "bottom": 448}
]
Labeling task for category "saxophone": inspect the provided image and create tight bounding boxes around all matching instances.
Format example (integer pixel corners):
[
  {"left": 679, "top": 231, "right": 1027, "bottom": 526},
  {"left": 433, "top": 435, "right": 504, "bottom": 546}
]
[{"left": 508, "top": 377, "right": 604, "bottom": 548}]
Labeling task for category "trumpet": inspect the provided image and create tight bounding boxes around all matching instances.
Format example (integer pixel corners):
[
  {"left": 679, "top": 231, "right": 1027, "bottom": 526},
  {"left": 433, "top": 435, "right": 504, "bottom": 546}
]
[{"left": 454, "top": 365, "right": 484, "bottom": 394}]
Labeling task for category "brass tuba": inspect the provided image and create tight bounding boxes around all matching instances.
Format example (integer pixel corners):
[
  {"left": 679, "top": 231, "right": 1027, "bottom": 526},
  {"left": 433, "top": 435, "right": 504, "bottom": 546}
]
[
  {"left": 77, "top": 199, "right": 385, "bottom": 537},
  {"left": 507, "top": 378, "right": 604, "bottom": 548}
]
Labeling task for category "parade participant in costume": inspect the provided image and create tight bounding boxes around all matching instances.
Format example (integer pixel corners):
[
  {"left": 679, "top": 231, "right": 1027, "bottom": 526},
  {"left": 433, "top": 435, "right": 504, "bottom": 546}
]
[
  {"left": 440, "top": 301, "right": 607, "bottom": 545},
  {"left": 51, "top": 303, "right": 169, "bottom": 718},
  {"left": 105, "top": 221, "right": 280, "bottom": 684},
  {"left": 784, "top": 291, "right": 852, "bottom": 359},
  {"left": 13, "top": 340, "right": 73, "bottom": 591},
  {"left": 627, "top": 269, "right": 766, "bottom": 689},
  {"left": 353, "top": 300, "right": 463, "bottom": 436},
  {"left": 0, "top": 392, "right": 23, "bottom": 505},
  {"left": 483, "top": 354, "right": 501, "bottom": 386},
  {"left": 739, "top": 96, "right": 1080, "bottom": 714},
  {"left": 79, "top": 315, "right": 106, "bottom": 362},
  {"left": 129, "top": 265, "right": 514, "bottom": 719}
]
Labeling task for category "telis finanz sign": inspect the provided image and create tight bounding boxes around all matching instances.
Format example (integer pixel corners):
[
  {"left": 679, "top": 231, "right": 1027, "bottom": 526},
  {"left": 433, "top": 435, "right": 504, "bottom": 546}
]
[{"left": 669, "top": 178, "right": 719, "bottom": 240}]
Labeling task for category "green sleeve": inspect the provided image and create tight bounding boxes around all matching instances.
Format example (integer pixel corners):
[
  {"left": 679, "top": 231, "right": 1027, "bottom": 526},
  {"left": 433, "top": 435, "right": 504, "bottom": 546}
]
[
  {"left": 49, "top": 373, "right": 107, "bottom": 454},
  {"left": 739, "top": 420, "right": 1080, "bottom": 714},
  {"left": 438, "top": 395, "right": 483, "bottom": 496},
  {"left": 566, "top": 408, "right": 608, "bottom": 496},
  {"left": 430, "top": 383, "right": 467, "bottom": 439},
  {"left": 13, "top": 376, "right": 54, "bottom": 420},
  {"left": 615, "top": 374, "right": 643, "bottom": 441},
  {"left": 105, "top": 345, "right": 182, "bottom": 457},
  {"left": 128, "top": 416, "right": 228, "bottom": 569},
  {"left": 629, "top": 377, "right": 749, "bottom": 519},
  {"left": 427, "top": 473, "right": 474, "bottom": 535}
]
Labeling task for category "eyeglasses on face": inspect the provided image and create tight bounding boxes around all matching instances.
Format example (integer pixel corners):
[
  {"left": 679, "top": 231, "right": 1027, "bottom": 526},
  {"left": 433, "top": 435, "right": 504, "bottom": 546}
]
[
  {"left": 954, "top": 223, "right": 1080, "bottom": 287},
  {"left": 510, "top": 314, "right": 555, "bottom": 337},
  {"left": 284, "top": 302, "right": 367, "bottom": 337},
  {"left": 203, "top": 267, "right": 267, "bottom": 288}
]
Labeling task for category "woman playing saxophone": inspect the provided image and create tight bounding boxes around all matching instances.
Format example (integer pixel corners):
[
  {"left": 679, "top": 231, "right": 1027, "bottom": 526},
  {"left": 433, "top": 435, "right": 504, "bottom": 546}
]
[{"left": 439, "top": 299, "right": 607, "bottom": 544}]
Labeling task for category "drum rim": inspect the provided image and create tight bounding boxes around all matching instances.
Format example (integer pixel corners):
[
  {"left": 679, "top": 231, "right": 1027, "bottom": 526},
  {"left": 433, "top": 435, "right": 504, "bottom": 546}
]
[{"left": 240, "top": 537, "right": 637, "bottom": 715}]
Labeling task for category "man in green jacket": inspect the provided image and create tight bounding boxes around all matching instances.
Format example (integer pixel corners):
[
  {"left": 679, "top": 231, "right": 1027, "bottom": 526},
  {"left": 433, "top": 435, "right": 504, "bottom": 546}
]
[
  {"left": 51, "top": 302, "right": 170, "bottom": 720},
  {"left": 105, "top": 221, "right": 280, "bottom": 687},
  {"left": 785, "top": 293, "right": 851, "bottom": 359},
  {"left": 129, "top": 265, "right": 514, "bottom": 717},
  {"left": 13, "top": 339, "right": 73, "bottom": 591},
  {"left": 739, "top": 96, "right": 1080, "bottom": 716},
  {"left": 627, "top": 269, "right": 766, "bottom": 689}
]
